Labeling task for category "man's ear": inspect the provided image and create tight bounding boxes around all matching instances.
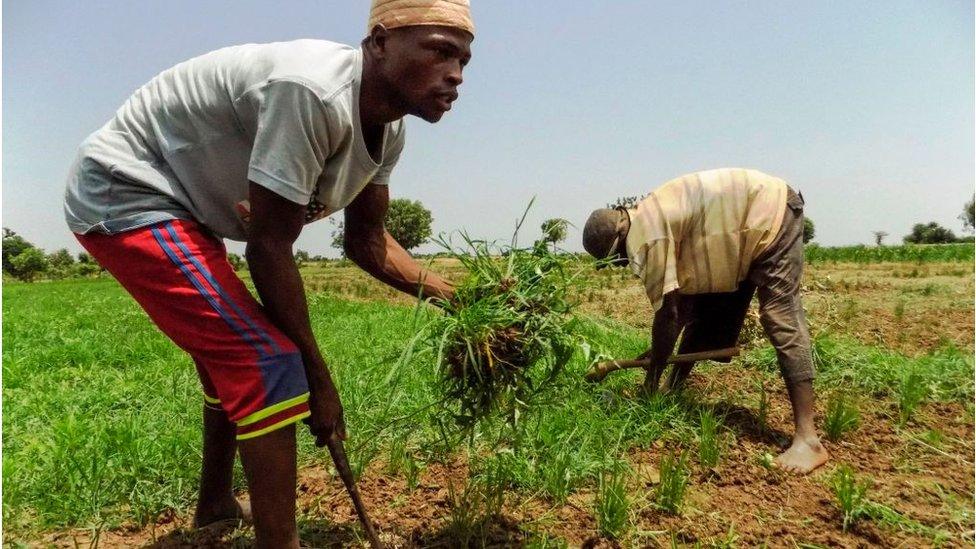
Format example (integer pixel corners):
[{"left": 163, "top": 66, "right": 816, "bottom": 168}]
[{"left": 366, "top": 24, "right": 390, "bottom": 58}]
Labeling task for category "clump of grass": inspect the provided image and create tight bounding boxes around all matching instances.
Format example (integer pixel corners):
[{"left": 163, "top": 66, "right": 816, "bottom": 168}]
[
  {"left": 418, "top": 205, "right": 581, "bottom": 428},
  {"left": 823, "top": 392, "right": 860, "bottom": 442},
  {"left": 830, "top": 465, "right": 941, "bottom": 537},
  {"left": 832, "top": 465, "right": 871, "bottom": 531},
  {"left": 655, "top": 451, "right": 690, "bottom": 515},
  {"left": 697, "top": 410, "right": 722, "bottom": 469},
  {"left": 445, "top": 463, "right": 507, "bottom": 546},
  {"left": 897, "top": 368, "right": 928, "bottom": 425},
  {"left": 755, "top": 380, "right": 770, "bottom": 434},
  {"left": 595, "top": 464, "right": 630, "bottom": 539}
]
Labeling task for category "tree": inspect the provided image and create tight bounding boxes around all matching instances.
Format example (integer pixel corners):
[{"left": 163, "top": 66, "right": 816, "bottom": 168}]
[
  {"left": 330, "top": 198, "right": 433, "bottom": 253},
  {"left": 802, "top": 217, "right": 815, "bottom": 244},
  {"left": 872, "top": 231, "right": 889, "bottom": 246},
  {"left": 607, "top": 196, "right": 642, "bottom": 209},
  {"left": 47, "top": 248, "right": 76, "bottom": 279},
  {"left": 961, "top": 195, "right": 975, "bottom": 233},
  {"left": 226, "top": 253, "right": 245, "bottom": 271},
  {"left": 10, "top": 247, "right": 49, "bottom": 282},
  {"left": 294, "top": 249, "right": 310, "bottom": 267},
  {"left": 2, "top": 228, "right": 34, "bottom": 276},
  {"left": 539, "top": 218, "right": 569, "bottom": 249},
  {"left": 385, "top": 199, "right": 433, "bottom": 251},
  {"left": 903, "top": 222, "right": 956, "bottom": 244},
  {"left": 48, "top": 248, "right": 75, "bottom": 269}
]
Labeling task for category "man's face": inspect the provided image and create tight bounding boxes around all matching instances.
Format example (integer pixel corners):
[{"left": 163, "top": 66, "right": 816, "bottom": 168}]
[{"left": 379, "top": 25, "right": 473, "bottom": 122}]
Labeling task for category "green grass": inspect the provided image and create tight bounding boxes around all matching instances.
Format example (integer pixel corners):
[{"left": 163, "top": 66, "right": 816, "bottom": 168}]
[
  {"left": 655, "top": 451, "right": 690, "bottom": 515},
  {"left": 3, "top": 278, "right": 655, "bottom": 538},
  {"left": 823, "top": 393, "right": 860, "bottom": 442},
  {"left": 830, "top": 465, "right": 947, "bottom": 538},
  {"left": 831, "top": 465, "right": 871, "bottom": 531},
  {"left": 805, "top": 243, "right": 974, "bottom": 263},
  {"left": 743, "top": 335, "right": 974, "bottom": 405},
  {"left": 594, "top": 463, "right": 630, "bottom": 539},
  {"left": 697, "top": 409, "right": 722, "bottom": 469},
  {"left": 4, "top": 277, "right": 973, "bottom": 543}
]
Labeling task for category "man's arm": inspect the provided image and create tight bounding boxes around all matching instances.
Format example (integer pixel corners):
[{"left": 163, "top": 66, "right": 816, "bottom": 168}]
[
  {"left": 343, "top": 184, "right": 454, "bottom": 302},
  {"left": 245, "top": 182, "right": 344, "bottom": 445},
  {"left": 641, "top": 291, "right": 684, "bottom": 394}
]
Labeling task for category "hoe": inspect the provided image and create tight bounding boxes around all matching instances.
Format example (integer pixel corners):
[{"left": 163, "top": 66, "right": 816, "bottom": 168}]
[
  {"left": 585, "top": 347, "right": 740, "bottom": 383},
  {"left": 325, "top": 435, "right": 384, "bottom": 548}
]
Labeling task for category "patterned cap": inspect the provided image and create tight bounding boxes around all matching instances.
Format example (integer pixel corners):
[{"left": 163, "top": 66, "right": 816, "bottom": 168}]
[{"left": 368, "top": 0, "right": 474, "bottom": 36}]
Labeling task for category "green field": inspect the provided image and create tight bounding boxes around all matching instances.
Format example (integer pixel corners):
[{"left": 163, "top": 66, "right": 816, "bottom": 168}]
[
  {"left": 804, "top": 242, "right": 974, "bottom": 263},
  {"left": 3, "top": 262, "right": 974, "bottom": 546}
]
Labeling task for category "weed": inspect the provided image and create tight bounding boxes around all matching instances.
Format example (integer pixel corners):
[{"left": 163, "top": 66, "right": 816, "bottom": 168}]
[
  {"left": 655, "top": 451, "right": 690, "bottom": 515},
  {"left": 897, "top": 368, "right": 928, "bottom": 425},
  {"left": 755, "top": 380, "right": 770, "bottom": 434},
  {"left": 831, "top": 465, "right": 871, "bottom": 531},
  {"left": 697, "top": 409, "right": 722, "bottom": 469},
  {"left": 893, "top": 299, "right": 906, "bottom": 321},
  {"left": 823, "top": 393, "right": 860, "bottom": 442},
  {"left": 416, "top": 205, "right": 582, "bottom": 429},
  {"left": 595, "top": 464, "right": 630, "bottom": 539},
  {"left": 756, "top": 452, "right": 776, "bottom": 471}
]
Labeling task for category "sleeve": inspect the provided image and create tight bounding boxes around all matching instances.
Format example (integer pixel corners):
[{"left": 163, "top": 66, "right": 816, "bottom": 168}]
[
  {"left": 641, "top": 237, "right": 680, "bottom": 313},
  {"left": 247, "top": 80, "right": 335, "bottom": 205},
  {"left": 368, "top": 121, "right": 405, "bottom": 186}
]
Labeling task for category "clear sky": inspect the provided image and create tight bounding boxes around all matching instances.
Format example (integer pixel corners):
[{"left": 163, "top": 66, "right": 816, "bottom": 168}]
[{"left": 3, "top": 1, "right": 974, "bottom": 256}]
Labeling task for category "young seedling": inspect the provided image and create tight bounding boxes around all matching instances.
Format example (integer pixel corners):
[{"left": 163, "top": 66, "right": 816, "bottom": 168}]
[
  {"left": 831, "top": 465, "right": 871, "bottom": 531},
  {"left": 755, "top": 380, "right": 770, "bottom": 435},
  {"left": 697, "top": 409, "right": 722, "bottom": 470},
  {"left": 595, "top": 464, "right": 630, "bottom": 539},
  {"left": 823, "top": 392, "right": 860, "bottom": 442},
  {"left": 897, "top": 368, "right": 928, "bottom": 425},
  {"left": 655, "top": 451, "right": 690, "bottom": 515}
]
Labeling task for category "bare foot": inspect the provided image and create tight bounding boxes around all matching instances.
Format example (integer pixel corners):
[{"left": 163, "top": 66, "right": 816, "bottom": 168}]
[
  {"left": 774, "top": 436, "right": 829, "bottom": 474},
  {"left": 193, "top": 498, "right": 251, "bottom": 528}
]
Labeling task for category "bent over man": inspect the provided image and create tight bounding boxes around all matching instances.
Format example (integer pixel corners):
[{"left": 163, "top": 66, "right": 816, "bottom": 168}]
[
  {"left": 582, "top": 168, "right": 828, "bottom": 474},
  {"left": 63, "top": 2, "right": 474, "bottom": 546}
]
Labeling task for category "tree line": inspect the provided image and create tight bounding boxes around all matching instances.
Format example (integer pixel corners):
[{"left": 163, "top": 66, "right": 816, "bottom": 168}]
[{"left": 5, "top": 196, "right": 972, "bottom": 283}]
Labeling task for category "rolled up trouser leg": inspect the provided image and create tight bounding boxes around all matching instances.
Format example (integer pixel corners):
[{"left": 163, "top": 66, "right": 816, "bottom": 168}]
[{"left": 750, "top": 189, "right": 815, "bottom": 384}]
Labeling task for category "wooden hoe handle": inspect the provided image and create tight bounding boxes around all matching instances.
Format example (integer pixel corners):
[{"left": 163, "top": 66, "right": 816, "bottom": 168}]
[
  {"left": 584, "top": 347, "right": 740, "bottom": 383},
  {"left": 325, "top": 436, "right": 384, "bottom": 548}
]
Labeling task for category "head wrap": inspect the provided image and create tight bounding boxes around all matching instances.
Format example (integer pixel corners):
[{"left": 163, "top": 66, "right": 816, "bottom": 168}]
[
  {"left": 368, "top": 0, "right": 475, "bottom": 36},
  {"left": 583, "top": 208, "right": 626, "bottom": 260}
]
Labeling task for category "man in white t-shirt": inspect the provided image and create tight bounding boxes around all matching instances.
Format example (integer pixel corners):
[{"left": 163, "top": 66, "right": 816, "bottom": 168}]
[{"left": 63, "top": 1, "right": 474, "bottom": 546}]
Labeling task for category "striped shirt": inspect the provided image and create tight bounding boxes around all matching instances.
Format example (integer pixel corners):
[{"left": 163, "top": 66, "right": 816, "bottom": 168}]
[{"left": 625, "top": 168, "right": 789, "bottom": 312}]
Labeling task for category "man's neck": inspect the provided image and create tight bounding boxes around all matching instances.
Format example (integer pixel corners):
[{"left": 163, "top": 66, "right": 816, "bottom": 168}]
[{"left": 359, "top": 47, "right": 407, "bottom": 128}]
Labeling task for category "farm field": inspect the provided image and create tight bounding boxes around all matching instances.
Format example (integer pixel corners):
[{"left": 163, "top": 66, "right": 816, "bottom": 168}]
[{"left": 3, "top": 253, "right": 974, "bottom": 547}]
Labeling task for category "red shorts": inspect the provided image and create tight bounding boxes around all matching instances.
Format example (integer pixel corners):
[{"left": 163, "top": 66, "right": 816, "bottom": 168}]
[{"left": 76, "top": 219, "right": 310, "bottom": 440}]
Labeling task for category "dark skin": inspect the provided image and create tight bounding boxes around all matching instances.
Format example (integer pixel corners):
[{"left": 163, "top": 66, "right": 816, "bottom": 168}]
[
  {"left": 193, "top": 25, "right": 473, "bottom": 548},
  {"left": 593, "top": 208, "right": 827, "bottom": 474}
]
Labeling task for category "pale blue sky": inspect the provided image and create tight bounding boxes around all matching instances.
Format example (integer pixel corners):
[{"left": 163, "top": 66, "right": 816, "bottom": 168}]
[{"left": 4, "top": 1, "right": 974, "bottom": 255}]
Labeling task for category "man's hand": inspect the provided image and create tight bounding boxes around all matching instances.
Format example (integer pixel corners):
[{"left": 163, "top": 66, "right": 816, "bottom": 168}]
[{"left": 305, "top": 381, "right": 346, "bottom": 446}]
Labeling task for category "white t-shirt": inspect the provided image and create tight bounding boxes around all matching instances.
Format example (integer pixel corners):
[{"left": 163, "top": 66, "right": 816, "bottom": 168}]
[{"left": 64, "top": 39, "right": 405, "bottom": 241}]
